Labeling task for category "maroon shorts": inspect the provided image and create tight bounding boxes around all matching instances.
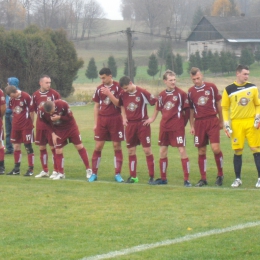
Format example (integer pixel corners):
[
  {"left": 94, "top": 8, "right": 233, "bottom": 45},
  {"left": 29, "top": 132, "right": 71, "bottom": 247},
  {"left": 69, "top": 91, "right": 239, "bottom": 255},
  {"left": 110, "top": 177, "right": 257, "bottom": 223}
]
[
  {"left": 125, "top": 121, "right": 151, "bottom": 148},
  {"left": 55, "top": 126, "right": 82, "bottom": 148},
  {"left": 11, "top": 128, "right": 34, "bottom": 144},
  {"left": 194, "top": 116, "right": 220, "bottom": 147},
  {"left": 95, "top": 114, "right": 124, "bottom": 142},
  {"left": 35, "top": 129, "right": 53, "bottom": 146},
  {"left": 158, "top": 128, "right": 186, "bottom": 147}
]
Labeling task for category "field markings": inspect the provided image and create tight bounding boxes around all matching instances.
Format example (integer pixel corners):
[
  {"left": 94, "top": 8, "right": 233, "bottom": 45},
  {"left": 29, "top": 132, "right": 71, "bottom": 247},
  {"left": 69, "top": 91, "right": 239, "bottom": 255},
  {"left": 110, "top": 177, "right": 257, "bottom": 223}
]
[{"left": 80, "top": 221, "right": 260, "bottom": 260}]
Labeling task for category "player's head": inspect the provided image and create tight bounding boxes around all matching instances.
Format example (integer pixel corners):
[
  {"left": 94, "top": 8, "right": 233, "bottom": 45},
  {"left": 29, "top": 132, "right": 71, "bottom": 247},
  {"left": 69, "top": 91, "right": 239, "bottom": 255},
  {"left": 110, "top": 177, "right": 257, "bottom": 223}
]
[
  {"left": 163, "top": 70, "right": 176, "bottom": 90},
  {"left": 99, "top": 68, "right": 113, "bottom": 86},
  {"left": 39, "top": 75, "right": 51, "bottom": 92},
  {"left": 119, "top": 76, "right": 134, "bottom": 93},
  {"left": 43, "top": 101, "right": 55, "bottom": 114},
  {"left": 236, "top": 64, "right": 249, "bottom": 85},
  {"left": 190, "top": 67, "right": 203, "bottom": 87},
  {"left": 5, "top": 85, "right": 19, "bottom": 98}
]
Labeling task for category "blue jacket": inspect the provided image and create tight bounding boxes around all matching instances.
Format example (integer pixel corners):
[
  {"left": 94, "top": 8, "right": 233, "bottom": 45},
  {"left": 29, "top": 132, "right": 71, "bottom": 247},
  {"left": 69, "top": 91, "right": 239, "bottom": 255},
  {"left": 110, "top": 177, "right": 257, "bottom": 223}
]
[{"left": 6, "top": 77, "right": 20, "bottom": 114}]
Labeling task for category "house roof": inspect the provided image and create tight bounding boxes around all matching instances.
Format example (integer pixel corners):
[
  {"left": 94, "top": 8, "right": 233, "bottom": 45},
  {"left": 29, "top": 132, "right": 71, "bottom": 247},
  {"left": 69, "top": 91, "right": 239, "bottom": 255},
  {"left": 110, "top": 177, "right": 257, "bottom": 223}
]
[{"left": 186, "top": 16, "right": 260, "bottom": 42}]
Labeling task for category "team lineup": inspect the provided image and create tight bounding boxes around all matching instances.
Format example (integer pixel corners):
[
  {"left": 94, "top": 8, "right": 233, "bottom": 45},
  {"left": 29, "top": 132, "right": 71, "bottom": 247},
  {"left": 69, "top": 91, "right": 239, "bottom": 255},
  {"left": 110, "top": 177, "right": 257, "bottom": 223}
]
[{"left": 2, "top": 65, "right": 260, "bottom": 187}]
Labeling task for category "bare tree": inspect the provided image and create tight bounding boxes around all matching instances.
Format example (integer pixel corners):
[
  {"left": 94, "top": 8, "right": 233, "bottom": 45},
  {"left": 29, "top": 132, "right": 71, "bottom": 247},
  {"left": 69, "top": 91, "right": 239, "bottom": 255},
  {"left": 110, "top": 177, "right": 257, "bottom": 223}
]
[
  {"left": 81, "top": 0, "right": 104, "bottom": 39},
  {"left": 0, "top": 0, "right": 26, "bottom": 29}
]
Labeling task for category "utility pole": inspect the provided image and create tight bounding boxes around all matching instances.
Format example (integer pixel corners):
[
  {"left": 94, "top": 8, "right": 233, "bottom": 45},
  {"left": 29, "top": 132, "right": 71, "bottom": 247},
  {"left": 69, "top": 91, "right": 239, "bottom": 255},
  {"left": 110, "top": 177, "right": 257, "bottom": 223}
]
[{"left": 126, "top": 28, "right": 134, "bottom": 82}]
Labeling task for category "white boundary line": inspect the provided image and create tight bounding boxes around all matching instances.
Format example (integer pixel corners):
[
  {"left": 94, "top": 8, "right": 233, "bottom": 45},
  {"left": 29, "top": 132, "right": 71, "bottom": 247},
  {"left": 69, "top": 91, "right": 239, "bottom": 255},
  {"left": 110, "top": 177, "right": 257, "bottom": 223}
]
[{"left": 80, "top": 221, "right": 260, "bottom": 260}]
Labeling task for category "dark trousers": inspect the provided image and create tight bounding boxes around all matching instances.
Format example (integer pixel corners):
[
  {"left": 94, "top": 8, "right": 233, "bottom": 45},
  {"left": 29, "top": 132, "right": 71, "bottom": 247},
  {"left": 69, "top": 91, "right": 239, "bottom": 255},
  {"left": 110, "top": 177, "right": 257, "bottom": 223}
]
[{"left": 5, "top": 113, "right": 13, "bottom": 152}]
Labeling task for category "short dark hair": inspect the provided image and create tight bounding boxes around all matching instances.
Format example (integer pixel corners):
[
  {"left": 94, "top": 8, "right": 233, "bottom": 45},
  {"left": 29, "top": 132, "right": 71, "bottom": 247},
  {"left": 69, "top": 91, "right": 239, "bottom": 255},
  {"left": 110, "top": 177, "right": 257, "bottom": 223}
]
[
  {"left": 236, "top": 64, "right": 249, "bottom": 73},
  {"left": 119, "top": 76, "right": 131, "bottom": 87},
  {"left": 5, "top": 85, "right": 18, "bottom": 96},
  {"left": 190, "top": 67, "right": 201, "bottom": 76},
  {"left": 99, "top": 68, "right": 112, "bottom": 76},
  {"left": 40, "top": 74, "right": 51, "bottom": 81},
  {"left": 163, "top": 70, "right": 176, "bottom": 80},
  {"left": 43, "top": 101, "right": 54, "bottom": 113}
]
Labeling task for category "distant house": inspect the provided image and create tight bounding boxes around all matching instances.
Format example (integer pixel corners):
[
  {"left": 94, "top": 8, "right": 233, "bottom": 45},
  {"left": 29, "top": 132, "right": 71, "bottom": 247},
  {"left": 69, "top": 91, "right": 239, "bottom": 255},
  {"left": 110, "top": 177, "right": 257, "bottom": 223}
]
[{"left": 186, "top": 16, "right": 260, "bottom": 59}]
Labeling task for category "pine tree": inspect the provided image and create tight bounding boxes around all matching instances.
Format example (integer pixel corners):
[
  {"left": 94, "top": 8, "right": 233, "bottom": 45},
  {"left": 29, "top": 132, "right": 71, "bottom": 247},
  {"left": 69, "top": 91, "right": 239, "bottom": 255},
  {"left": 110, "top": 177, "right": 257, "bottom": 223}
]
[
  {"left": 107, "top": 56, "right": 117, "bottom": 78},
  {"left": 240, "top": 48, "right": 255, "bottom": 67},
  {"left": 226, "top": 51, "right": 237, "bottom": 73},
  {"left": 165, "top": 53, "right": 175, "bottom": 71},
  {"left": 147, "top": 53, "right": 159, "bottom": 79},
  {"left": 191, "top": 6, "right": 204, "bottom": 30},
  {"left": 175, "top": 54, "right": 183, "bottom": 76},
  {"left": 220, "top": 51, "right": 229, "bottom": 73},
  {"left": 209, "top": 51, "right": 221, "bottom": 74},
  {"left": 85, "top": 58, "right": 98, "bottom": 82},
  {"left": 188, "top": 53, "right": 196, "bottom": 72}
]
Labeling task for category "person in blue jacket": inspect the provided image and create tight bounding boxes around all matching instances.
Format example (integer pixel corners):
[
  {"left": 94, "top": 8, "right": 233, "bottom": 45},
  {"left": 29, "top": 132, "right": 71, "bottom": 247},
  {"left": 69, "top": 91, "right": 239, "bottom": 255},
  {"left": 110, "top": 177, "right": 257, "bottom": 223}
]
[{"left": 5, "top": 77, "right": 20, "bottom": 154}]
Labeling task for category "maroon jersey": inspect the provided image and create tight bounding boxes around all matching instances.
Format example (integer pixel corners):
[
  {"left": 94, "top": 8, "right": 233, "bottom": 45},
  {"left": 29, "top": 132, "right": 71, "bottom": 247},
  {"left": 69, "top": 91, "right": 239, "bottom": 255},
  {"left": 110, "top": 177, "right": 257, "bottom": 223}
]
[
  {"left": 9, "top": 91, "right": 33, "bottom": 130},
  {"left": 92, "top": 81, "right": 121, "bottom": 116},
  {"left": 39, "top": 100, "right": 77, "bottom": 132},
  {"left": 157, "top": 87, "right": 189, "bottom": 131},
  {"left": 31, "top": 89, "right": 61, "bottom": 130},
  {"left": 0, "top": 89, "right": 5, "bottom": 125},
  {"left": 188, "top": 82, "right": 221, "bottom": 119},
  {"left": 119, "top": 86, "right": 157, "bottom": 121}
]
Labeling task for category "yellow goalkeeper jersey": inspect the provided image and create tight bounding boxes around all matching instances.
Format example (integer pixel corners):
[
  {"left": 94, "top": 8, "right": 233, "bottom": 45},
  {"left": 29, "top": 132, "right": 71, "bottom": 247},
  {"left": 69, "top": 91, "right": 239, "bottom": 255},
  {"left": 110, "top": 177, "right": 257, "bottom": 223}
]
[{"left": 221, "top": 81, "right": 260, "bottom": 121}]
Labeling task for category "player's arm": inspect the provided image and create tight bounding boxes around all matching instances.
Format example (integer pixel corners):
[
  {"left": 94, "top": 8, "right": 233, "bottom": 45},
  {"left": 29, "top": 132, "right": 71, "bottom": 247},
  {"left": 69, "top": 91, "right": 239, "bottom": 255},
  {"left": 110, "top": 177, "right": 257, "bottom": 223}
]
[
  {"left": 183, "top": 108, "right": 190, "bottom": 127},
  {"left": 216, "top": 100, "right": 223, "bottom": 129},
  {"left": 100, "top": 87, "right": 119, "bottom": 107},
  {"left": 221, "top": 89, "right": 232, "bottom": 137},
  {"left": 252, "top": 89, "right": 260, "bottom": 128},
  {"left": 143, "top": 104, "right": 159, "bottom": 126},
  {"left": 0, "top": 104, "right": 6, "bottom": 118},
  {"left": 53, "top": 102, "right": 72, "bottom": 122},
  {"left": 189, "top": 108, "right": 195, "bottom": 135},
  {"left": 93, "top": 102, "right": 100, "bottom": 131},
  {"left": 121, "top": 106, "right": 128, "bottom": 126},
  {"left": 30, "top": 111, "right": 34, "bottom": 123}
]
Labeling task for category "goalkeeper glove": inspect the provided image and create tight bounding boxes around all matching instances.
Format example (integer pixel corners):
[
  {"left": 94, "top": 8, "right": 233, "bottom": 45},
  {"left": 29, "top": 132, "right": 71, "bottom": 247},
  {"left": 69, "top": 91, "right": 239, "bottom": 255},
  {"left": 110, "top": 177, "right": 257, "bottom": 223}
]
[
  {"left": 224, "top": 121, "right": 232, "bottom": 138},
  {"left": 254, "top": 115, "right": 260, "bottom": 129}
]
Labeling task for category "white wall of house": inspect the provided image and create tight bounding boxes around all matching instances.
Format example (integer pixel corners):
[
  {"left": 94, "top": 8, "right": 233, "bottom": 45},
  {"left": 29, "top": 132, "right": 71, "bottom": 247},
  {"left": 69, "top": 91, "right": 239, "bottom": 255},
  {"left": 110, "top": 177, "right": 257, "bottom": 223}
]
[{"left": 186, "top": 39, "right": 250, "bottom": 59}]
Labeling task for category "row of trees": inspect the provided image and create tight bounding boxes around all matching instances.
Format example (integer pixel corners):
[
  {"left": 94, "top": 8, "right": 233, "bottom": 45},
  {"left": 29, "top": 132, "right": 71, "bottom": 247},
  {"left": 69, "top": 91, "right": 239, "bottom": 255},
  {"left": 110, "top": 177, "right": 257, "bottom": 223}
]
[
  {"left": 188, "top": 48, "right": 258, "bottom": 74},
  {"left": 85, "top": 52, "right": 184, "bottom": 82},
  {"left": 0, "top": 25, "right": 83, "bottom": 96}
]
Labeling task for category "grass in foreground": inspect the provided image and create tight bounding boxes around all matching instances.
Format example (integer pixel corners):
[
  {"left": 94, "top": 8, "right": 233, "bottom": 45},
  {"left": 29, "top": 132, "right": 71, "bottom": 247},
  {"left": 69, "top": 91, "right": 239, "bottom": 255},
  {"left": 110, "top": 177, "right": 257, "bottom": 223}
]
[{"left": 1, "top": 105, "right": 260, "bottom": 260}]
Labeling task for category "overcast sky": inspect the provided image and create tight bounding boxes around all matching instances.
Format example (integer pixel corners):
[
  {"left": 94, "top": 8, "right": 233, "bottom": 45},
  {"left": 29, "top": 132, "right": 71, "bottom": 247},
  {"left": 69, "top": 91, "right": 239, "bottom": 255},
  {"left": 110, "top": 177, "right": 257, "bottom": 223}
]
[{"left": 96, "top": 0, "right": 123, "bottom": 20}]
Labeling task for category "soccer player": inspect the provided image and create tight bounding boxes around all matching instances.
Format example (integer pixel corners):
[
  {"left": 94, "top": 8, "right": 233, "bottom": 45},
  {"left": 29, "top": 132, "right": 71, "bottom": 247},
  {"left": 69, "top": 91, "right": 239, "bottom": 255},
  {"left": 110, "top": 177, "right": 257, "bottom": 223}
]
[
  {"left": 222, "top": 64, "right": 260, "bottom": 188},
  {"left": 39, "top": 100, "right": 91, "bottom": 180},
  {"left": 0, "top": 88, "right": 6, "bottom": 174},
  {"left": 188, "top": 67, "right": 224, "bottom": 187},
  {"left": 5, "top": 85, "right": 34, "bottom": 176},
  {"left": 145, "top": 70, "right": 191, "bottom": 186},
  {"left": 31, "top": 75, "right": 60, "bottom": 178},
  {"left": 5, "top": 77, "right": 20, "bottom": 155},
  {"left": 89, "top": 68, "right": 124, "bottom": 183},
  {"left": 119, "top": 76, "right": 157, "bottom": 183}
]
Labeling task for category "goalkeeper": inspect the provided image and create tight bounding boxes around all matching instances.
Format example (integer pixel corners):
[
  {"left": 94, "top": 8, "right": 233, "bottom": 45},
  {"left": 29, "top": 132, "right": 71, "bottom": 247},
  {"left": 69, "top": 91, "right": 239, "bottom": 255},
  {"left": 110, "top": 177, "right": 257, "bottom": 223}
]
[{"left": 222, "top": 64, "right": 260, "bottom": 188}]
